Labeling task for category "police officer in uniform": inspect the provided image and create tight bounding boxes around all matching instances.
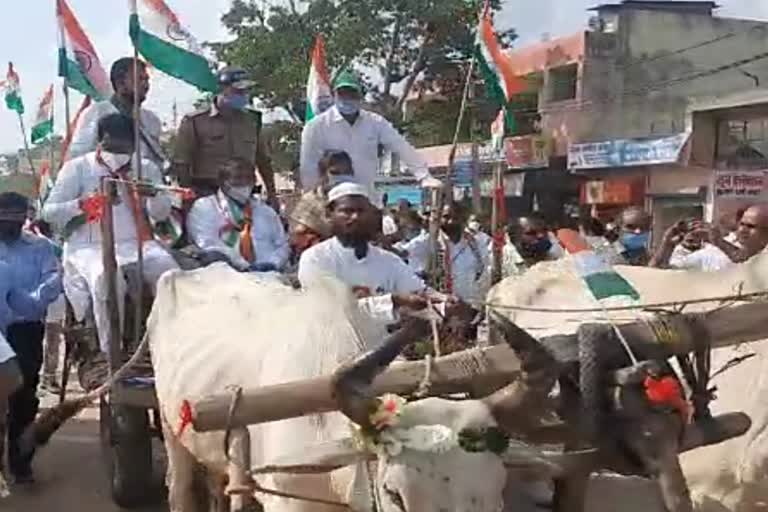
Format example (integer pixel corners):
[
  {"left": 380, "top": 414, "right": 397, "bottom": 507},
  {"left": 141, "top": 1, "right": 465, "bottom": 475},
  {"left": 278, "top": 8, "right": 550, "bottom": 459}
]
[{"left": 171, "top": 67, "right": 277, "bottom": 207}]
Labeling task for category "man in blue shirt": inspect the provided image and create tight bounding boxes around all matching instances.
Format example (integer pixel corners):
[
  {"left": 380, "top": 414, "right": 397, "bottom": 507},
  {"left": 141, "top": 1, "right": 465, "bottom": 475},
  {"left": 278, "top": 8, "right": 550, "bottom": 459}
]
[{"left": 0, "top": 192, "right": 62, "bottom": 483}]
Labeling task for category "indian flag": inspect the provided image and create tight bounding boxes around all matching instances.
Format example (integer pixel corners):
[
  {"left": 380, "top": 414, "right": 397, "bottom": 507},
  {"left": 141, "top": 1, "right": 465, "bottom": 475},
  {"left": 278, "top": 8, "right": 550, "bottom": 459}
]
[
  {"left": 37, "top": 161, "right": 55, "bottom": 209},
  {"left": 557, "top": 229, "right": 640, "bottom": 301},
  {"left": 475, "top": 1, "right": 525, "bottom": 127},
  {"left": 129, "top": 0, "right": 218, "bottom": 93},
  {"left": 3, "top": 63, "right": 24, "bottom": 115},
  {"left": 31, "top": 85, "right": 54, "bottom": 145},
  {"left": 57, "top": 0, "right": 111, "bottom": 100},
  {"left": 305, "top": 34, "right": 332, "bottom": 122}
]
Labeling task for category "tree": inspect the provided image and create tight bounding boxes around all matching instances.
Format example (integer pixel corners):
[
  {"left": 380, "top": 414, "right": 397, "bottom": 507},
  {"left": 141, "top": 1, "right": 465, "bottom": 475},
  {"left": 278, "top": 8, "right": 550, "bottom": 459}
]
[{"left": 212, "top": 0, "right": 515, "bottom": 143}]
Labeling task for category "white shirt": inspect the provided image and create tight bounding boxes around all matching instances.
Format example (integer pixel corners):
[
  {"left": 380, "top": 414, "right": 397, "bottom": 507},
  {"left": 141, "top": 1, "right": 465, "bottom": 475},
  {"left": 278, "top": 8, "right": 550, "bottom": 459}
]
[
  {"left": 298, "top": 237, "right": 425, "bottom": 323},
  {"left": 397, "top": 230, "right": 430, "bottom": 274},
  {"left": 300, "top": 106, "right": 430, "bottom": 202},
  {"left": 186, "top": 191, "right": 290, "bottom": 271},
  {"left": 42, "top": 153, "right": 172, "bottom": 247},
  {"left": 669, "top": 243, "right": 733, "bottom": 272},
  {"left": 68, "top": 100, "right": 165, "bottom": 165},
  {"left": 401, "top": 231, "right": 490, "bottom": 303}
]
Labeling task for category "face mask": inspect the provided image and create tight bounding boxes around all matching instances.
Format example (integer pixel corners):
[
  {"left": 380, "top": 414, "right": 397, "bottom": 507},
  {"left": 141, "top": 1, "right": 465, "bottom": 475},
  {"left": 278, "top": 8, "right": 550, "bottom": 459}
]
[
  {"left": 336, "top": 98, "right": 361, "bottom": 116},
  {"left": 100, "top": 151, "right": 132, "bottom": 173},
  {"left": 226, "top": 185, "right": 254, "bottom": 203},
  {"left": 220, "top": 93, "right": 249, "bottom": 111},
  {"left": 521, "top": 237, "right": 553, "bottom": 258},
  {"left": 621, "top": 232, "right": 649, "bottom": 251},
  {"left": 468, "top": 221, "right": 481, "bottom": 232}
]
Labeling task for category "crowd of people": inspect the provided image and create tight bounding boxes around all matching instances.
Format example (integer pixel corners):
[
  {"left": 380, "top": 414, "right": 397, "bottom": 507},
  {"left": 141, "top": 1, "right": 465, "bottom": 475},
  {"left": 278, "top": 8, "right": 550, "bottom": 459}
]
[{"left": 1, "top": 52, "right": 768, "bottom": 489}]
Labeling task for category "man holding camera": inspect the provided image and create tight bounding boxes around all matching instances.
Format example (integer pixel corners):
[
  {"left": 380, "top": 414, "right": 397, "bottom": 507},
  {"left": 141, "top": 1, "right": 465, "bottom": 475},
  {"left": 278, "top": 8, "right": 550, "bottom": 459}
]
[{"left": 651, "top": 204, "right": 768, "bottom": 271}]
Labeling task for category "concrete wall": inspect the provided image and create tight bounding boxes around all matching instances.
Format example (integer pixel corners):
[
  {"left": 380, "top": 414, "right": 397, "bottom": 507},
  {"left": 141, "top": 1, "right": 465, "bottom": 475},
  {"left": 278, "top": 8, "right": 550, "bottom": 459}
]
[{"left": 544, "top": 9, "right": 768, "bottom": 148}]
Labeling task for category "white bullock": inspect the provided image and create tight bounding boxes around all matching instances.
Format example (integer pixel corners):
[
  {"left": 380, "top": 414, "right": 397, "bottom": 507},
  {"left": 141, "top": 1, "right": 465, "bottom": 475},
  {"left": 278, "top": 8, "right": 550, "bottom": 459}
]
[
  {"left": 147, "top": 264, "right": 559, "bottom": 512},
  {"left": 488, "top": 252, "right": 768, "bottom": 511}
]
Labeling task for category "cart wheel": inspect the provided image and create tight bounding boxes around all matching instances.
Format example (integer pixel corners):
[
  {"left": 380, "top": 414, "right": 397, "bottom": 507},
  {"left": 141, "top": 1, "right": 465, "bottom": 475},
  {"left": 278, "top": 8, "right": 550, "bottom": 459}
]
[{"left": 100, "top": 398, "right": 159, "bottom": 509}]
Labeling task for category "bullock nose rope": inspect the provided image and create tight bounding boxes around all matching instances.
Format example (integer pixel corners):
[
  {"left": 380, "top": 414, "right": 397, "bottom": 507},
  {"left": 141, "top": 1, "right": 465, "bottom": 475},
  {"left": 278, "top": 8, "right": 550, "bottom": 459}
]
[
  {"left": 414, "top": 299, "right": 443, "bottom": 398},
  {"left": 223, "top": 385, "right": 244, "bottom": 463}
]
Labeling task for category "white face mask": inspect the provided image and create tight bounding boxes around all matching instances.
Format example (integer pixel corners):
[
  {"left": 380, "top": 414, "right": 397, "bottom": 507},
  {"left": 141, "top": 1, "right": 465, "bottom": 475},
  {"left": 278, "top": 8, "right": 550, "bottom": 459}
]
[
  {"left": 100, "top": 151, "right": 132, "bottom": 173},
  {"left": 226, "top": 185, "right": 254, "bottom": 203}
]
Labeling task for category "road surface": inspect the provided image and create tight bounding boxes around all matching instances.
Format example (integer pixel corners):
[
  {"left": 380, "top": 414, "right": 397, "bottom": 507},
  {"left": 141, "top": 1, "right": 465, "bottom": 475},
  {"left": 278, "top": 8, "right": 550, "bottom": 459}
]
[{"left": 4, "top": 398, "right": 166, "bottom": 512}]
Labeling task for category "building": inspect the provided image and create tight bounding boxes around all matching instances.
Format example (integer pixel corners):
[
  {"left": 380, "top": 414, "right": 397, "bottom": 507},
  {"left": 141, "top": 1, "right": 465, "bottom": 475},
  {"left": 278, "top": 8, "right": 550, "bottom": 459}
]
[{"left": 505, "top": 0, "right": 768, "bottom": 236}]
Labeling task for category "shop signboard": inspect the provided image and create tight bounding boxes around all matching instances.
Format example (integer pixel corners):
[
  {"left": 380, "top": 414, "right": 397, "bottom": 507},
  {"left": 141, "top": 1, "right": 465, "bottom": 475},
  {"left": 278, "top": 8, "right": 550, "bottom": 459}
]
[
  {"left": 506, "top": 135, "right": 550, "bottom": 169},
  {"left": 710, "top": 169, "right": 768, "bottom": 222},
  {"left": 713, "top": 170, "right": 766, "bottom": 198},
  {"left": 568, "top": 132, "right": 690, "bottom": 170}
]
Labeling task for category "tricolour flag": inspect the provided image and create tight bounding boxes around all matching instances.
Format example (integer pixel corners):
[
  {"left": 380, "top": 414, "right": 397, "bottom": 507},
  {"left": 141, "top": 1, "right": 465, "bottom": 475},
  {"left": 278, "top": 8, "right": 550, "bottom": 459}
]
[
  {"left": 37, "top": 161, "right": 55, "bottom": 209},
  {"left": 557, "top": 229, "right": 640, "bottom": 301},
  {"left": 57, "top": 0, "right": 111, "bottom": 100},
  {"left": 3, "top": 63, "right": 24, "bottom": 115},
  {"left": 475, "top": 2, "right": 526, "bottom": 113},
  {"left": 305, "top": 35, "right": 332, "bottom": 122},
  {"left": 129, "top": 0, "right": 217, "bottom": 92},
  {"left": 31, "top": 85, "right": 54, "bottom": 145}
]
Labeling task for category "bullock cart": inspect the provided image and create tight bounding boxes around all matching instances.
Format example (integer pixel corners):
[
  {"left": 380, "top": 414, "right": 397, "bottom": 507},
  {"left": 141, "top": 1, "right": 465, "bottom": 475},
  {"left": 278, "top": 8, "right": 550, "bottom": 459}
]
[
  {"left": 188, "top": 297, "right": 768, "bottom": 512},
  {"left": 59, "top": 179, "right": 163, "bottom": 509}
]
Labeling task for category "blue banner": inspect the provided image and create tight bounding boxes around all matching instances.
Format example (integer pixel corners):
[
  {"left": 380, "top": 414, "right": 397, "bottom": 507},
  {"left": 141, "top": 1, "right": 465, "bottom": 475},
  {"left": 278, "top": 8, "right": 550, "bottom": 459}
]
[
  {"left": 380, "top": 185, "right": 423, "bottom": 207},
  {"left": 568, "top": 132, "right": 690, "bottom": 170}
]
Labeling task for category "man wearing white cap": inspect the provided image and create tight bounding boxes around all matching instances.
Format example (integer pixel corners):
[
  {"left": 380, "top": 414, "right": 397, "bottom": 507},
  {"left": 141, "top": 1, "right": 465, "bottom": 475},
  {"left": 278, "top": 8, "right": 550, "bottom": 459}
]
[
  {"left": 298, "top": 183, "right": 430, "bottom": 324},
  {"left": 300, "top": 70, "right": 441, "bottom": 207}
]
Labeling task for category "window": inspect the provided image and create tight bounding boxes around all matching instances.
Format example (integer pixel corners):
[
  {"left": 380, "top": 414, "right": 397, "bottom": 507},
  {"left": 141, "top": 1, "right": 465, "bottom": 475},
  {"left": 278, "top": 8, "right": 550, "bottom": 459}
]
[
  {"left": 547, "top": 64, "right": 579, "bottom": 103},
  {"left": 716, "top": 117, "right": 768, "bottom": 169}
]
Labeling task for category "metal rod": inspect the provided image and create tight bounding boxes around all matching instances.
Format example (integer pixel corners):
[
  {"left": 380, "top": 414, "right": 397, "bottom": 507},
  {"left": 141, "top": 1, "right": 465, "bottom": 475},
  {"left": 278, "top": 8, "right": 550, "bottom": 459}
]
[
  {"left": 447, "top": 57, "right": 476, "bottom": 180},
  {"left": 491, "top": 160, "right": 504, "bottom": 285},
  {"left": 100, "top": 178, "right": 123, "bottom": 374},
  {"left": 131, "top": 51, "right": 144, "bottom": 352}
]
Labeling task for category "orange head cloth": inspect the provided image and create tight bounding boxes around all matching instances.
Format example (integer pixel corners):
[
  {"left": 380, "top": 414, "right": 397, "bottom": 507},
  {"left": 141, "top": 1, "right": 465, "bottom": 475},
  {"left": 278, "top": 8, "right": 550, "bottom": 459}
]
[{"left": 239, "top": 202, "right": 255, "bottom": 263}]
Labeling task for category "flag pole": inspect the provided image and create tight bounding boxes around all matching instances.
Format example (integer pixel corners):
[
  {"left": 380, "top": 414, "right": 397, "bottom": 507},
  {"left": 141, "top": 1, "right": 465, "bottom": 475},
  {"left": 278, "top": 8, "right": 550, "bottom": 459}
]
[
  {"left": 18, "top": 113, "right": 37, "bottom": 177},
  {"left": 131, "top": 48, "right": 145, "bottom": 352},
  {"left": 58, "top": 79, "right": 71, "bottom": 176}
]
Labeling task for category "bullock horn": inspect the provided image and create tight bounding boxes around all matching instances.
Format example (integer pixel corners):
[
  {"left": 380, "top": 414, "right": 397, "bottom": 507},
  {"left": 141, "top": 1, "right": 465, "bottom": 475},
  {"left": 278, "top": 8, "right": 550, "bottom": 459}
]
[
  {"left": 486, "top": 311, "right": 562, "bottom": 436},
  {"left": 332, "top": 319, "right": 429, "bottom": 427},
  {"left": 488, "top": 310, "right": 556, "bottom": 369},
  {"left": 504, "top": 444, "right": 598, "bottom": 478},
  {"left": 251, "top": 438, "right": 373, "bottom": 476}
]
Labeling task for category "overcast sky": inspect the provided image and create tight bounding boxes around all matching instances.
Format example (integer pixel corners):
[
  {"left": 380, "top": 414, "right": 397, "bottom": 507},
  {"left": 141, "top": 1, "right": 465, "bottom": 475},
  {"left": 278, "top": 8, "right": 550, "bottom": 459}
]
[{"left": 0, "top": 0, "right": 766, "bottom": 153}]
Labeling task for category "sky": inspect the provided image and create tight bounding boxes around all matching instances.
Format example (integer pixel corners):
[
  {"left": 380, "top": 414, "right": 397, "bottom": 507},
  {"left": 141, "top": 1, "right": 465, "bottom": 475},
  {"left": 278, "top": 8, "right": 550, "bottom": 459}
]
[{"left": 0, "top": 0, "right": 766, "bottom": 154}]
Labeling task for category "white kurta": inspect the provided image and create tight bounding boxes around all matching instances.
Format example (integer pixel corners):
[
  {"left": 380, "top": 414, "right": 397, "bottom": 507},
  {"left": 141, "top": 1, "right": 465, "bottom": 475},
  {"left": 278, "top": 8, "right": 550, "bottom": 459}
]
[
  {"left": 42, "top": 153, "right": 178, "bottom": 352},
  {"left": 68, "top": 100, "right": 165, "bottom": 166},
  {"left": 670, "top": 243, "right": 733, "bottom": 272},
  {"left": 300, "top": 106, "right": 430, "bottom": 205},
  {"left": 398, "top": 231, "right": 490, "bottom": 304},
  {"left": 298, "top": 237, "right": 425, "bottom": 326},
  {"left": 396, "top": 229, "right": 430, "bottom": 274},
  {"left": 186, "top": 191, "right": 290, "bottom": 271}
]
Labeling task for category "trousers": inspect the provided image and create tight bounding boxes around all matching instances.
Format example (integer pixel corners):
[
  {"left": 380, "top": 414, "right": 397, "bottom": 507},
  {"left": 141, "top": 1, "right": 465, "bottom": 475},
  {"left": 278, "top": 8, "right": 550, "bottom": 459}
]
[{"left": 6, "top": 322, "right": 44, "bottom": 477}]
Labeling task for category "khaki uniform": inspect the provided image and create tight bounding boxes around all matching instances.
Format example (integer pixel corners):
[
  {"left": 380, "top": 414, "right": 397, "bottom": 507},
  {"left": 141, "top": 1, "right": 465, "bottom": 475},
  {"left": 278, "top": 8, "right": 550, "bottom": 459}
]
[{"left": 171, "top": 101, "right": 274, "bottom": 196}]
